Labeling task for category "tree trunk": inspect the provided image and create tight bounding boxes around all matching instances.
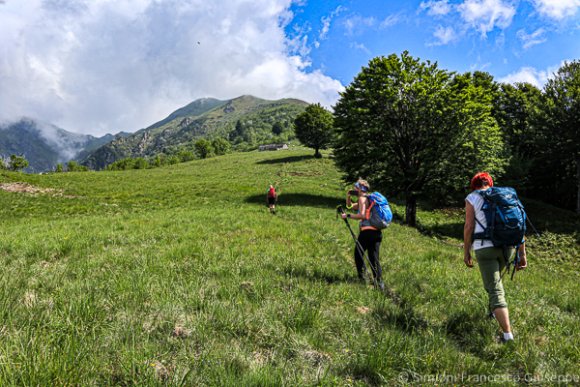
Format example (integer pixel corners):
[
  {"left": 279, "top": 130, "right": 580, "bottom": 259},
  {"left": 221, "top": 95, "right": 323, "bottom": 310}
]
[
  {"left": 577, "top": 156, "right": 580, "bottom": 214},
  {"left": 405, "top": 194, "right": 417, "bottom": 227},
  {"left": 314, "top": 148, "right": 322, "bottom": 158}
]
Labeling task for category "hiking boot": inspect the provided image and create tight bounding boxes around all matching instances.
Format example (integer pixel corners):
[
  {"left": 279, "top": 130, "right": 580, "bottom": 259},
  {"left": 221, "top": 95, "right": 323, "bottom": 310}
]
[
  {"left": 500, "top": 337, "right": 514, "bottom": 345},
  {"left": 375, "top": 280, "right": 385, "bottom": 291},
  {"left": 498, "top": 332, "right": 514, "bottom": 344}
]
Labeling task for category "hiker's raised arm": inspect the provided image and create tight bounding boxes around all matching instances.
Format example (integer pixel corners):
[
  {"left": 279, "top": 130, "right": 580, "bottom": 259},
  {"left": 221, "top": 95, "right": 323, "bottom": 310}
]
[
  {"left": 346, "top": 190, "right": 359, "bottom": 211},
  {"left": 348, "top": 196, "right": 366, "bottom": 220}
]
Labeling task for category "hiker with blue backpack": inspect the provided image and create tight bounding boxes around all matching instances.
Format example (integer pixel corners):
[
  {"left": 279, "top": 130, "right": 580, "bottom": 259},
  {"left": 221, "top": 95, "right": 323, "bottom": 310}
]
[
  {"left": 341, "top": 179, "right": 392, "bottom": 290},
  {"left": 463, "top": 172, "right": 527, "bottom": 343}
]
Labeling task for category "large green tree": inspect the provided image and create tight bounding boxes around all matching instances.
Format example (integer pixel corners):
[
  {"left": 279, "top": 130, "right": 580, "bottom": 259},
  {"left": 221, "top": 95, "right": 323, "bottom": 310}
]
[
  {"left": 493, "top": 82, "right": 542, "bottom": 190},
  {"left": 428, "top": 72, "right": 506, "bottom": 204},
  {"left": 293, "top": 103, "right": 334, "bottom": 158},
  {"left": 333, "top": 52, "right": 506, "bottom": 226},
  {"left": 536, "top": 60, "right": 580, "bottom": 213}
]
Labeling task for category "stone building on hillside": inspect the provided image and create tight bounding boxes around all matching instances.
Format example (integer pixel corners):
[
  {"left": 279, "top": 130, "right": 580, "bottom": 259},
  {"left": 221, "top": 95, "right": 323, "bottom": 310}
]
[{"left": 258, "top": 143, "right": 289, "bottom": 151}]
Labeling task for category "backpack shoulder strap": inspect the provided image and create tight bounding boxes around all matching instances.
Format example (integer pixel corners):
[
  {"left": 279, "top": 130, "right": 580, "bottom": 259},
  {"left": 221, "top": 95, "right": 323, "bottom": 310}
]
[
  {"left": 472, "top": 189, "right": 493, "bottom": 241},
  {"left": 365, "top": 198, "right": 375, "bottom": 220}
]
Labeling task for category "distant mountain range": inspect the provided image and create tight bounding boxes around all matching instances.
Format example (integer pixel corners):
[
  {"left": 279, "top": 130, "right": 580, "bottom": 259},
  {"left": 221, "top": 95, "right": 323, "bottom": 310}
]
[
  {"left": 0, "top": 95, "right": 309, "bottom": 171},
  {"left": 81, "top": 95, "right": 308, "bottom": 170},
  {"left": 0, "top": 119, "right": 128, "bottom": 172}
]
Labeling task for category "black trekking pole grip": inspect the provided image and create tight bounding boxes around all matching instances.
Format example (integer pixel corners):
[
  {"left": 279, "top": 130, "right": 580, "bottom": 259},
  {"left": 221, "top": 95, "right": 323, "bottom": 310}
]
[{"left": 336, "top": 205, "right": 344, "bottom": 219}]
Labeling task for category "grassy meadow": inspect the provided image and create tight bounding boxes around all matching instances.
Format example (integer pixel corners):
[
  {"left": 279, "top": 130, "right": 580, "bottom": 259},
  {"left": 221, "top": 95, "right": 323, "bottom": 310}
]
[{"left": 0, "top": 148, "right": 579, "bottom": 385}]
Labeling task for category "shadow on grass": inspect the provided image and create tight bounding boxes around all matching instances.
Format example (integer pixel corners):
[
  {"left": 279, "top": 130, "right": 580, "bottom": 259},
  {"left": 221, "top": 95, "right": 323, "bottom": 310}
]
[
  {"left": 416, "top": 221, "right": 464, "bottom": 240},
  {"left": 256, "top": 155, "right": 316, "bottom": 164},
  {"left": 281, "top": 265, "right": 359, "bottom": 285},
  {"left": 445, "top": 310, "right": 497, "bottom": 358},
  {"left": 373, "top": 287, "right": 431, "bottom": 333},
  {"left": 378, "top": 287, "right": 495, "bottom": 359},
  {"left": 245, "top": 193, "right": 340, "bottom": 209}
]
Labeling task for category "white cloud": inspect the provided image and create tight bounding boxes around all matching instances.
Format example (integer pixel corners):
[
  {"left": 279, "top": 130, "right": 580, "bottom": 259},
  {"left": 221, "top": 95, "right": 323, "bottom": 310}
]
[
  {"left": 420, "top": 0, "right": 452, "bottom": 16},
  {"left": 458, "top": 0, "right": 516, "bottom": 36},
  {"left": 350, "top": 42, "right": 371, "bottom": 54},
  {"left": 430, "top": 26, "right": 457, "bottom": 45},
  {"left": 0, "top": 0, "right": 343, "bottom": 135},
  {"left": 498, "top": 67, "right": 548, "bottom": 87},
  {"left": 495, "top": 31, "right": 506, "bottom": 47},
  {"left": 319, "top": 6, "right": 345, "bottom": 41},
  {"left": 498, "top": 61, "right": 566, "bottom": 87},
  {"left": 380, "top": 14, "right": 401, "bottom": 29},
  {"left": 517, "top": 28, "right": 548, "bottom": 49},
  {"left": 469, "top": 59, "right": 492, "bottom": 71},
  {"left": 531, "top": 0, "right": 580, "bottom": 20},
  {"left": 343, "top": 15, "right": 376, "bottom": 36}
]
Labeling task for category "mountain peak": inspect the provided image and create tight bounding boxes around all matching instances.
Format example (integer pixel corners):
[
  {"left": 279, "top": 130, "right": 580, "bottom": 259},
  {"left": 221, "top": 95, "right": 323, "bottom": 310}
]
[{"left": 81, "top": 96, "right": 308, "bottom": 169}]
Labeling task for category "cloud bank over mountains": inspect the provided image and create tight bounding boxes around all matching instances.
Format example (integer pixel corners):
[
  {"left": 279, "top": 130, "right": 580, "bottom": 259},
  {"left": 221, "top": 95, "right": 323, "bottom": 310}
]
[
  {"left": 2, "top": 0, "right": 577, "bottom": 136},
  {"left": 0, "top": 0, "right": 343, "bottom": 135}
]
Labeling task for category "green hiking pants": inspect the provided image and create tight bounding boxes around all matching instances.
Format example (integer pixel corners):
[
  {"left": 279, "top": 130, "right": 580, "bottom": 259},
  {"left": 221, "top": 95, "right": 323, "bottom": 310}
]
[{"left": 475, "top": 246, "right": 514, "bottom": 310}]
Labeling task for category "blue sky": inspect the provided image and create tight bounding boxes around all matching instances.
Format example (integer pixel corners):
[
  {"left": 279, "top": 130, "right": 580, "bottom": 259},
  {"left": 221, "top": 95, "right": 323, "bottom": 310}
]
[
  {"left": 0, "top": 0, "right": 578, "bottom": 135},
  {"left": 287, "top": 0, "right": 580, "bottom": 86}
]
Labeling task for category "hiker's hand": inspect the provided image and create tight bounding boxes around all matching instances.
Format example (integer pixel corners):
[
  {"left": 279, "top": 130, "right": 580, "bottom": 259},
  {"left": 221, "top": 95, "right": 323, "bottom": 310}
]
[
  {"left": 464, "top": 253, "right": 474, "bottom": 268},
  {"left": 517, "top": 254, "right": 527, "bottom": 270},
  {"left": 341, "top": 213, "right": 348, "bottom": 220}
]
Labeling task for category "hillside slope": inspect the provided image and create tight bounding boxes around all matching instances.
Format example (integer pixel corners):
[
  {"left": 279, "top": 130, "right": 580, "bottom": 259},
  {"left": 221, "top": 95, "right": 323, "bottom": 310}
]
[
  {"left": 81, "top": 95, "right": 308, "bottom": 169},
  {"left": 0, "top": 119, "right": 125, "bottom": 172},
  {"left": 0, "top": 150, "right": 578, "bottom": 385}
]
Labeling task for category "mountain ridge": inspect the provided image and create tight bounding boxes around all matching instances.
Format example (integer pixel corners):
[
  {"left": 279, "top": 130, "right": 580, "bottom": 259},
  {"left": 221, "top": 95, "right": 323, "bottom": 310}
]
[
  {"left": 0, "top": 118, "right": 127, "bottom": 172},
  {"left": 81, "top": 95, "right": 308, "bottom": 170}
]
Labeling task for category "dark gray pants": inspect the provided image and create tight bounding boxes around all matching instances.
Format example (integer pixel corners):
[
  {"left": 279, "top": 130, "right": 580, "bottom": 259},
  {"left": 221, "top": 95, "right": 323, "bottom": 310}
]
[{"left": 355, "top": 229, "right": 383, "bottom": 280}]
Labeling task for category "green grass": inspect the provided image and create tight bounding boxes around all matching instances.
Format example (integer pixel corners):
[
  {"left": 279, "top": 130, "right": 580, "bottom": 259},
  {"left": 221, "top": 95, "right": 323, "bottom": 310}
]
[{"left": 1, "top": 149, "right": 579, "bottom": 385}]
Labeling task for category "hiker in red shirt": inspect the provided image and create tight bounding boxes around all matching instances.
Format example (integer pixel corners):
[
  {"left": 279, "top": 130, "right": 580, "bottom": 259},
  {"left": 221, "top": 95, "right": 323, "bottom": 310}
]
[{"left": 267, "top": 185, "right": 277, "bottom": 213}]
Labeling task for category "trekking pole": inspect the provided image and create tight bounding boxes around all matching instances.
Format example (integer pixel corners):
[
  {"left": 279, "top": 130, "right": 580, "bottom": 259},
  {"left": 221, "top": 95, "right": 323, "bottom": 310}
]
[
  {"left": 526, "top": 215, "right": 541, "bottom": 237},
  {"left": 336, "top": 205, "right": 378, "bottom": 287},
  {"left": 510, "top": 250, "right": 519, "bottom": 280}
]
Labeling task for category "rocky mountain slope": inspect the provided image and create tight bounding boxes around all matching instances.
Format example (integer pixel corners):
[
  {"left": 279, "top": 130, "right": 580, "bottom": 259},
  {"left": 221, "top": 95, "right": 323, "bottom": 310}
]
[
  {"left": 81, "top": 95, "right": 308, "bottom": 169},
  {"left": 0, "top": 119, "right": 125, "bottom": 172}
]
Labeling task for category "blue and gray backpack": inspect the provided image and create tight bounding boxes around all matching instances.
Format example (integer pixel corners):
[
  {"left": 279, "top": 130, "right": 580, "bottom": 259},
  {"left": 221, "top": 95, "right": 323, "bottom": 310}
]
[
  {"left": 367, "top": 192, "right": 393, "bottom": 230},
  {"left": 473, "top": 187, "right": 526, "bottom": 247}
]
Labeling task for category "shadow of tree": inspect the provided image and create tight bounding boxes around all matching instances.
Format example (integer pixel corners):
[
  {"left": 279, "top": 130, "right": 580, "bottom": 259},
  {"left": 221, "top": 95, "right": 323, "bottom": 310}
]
[
  {"left": 245, "top": 193, "right": 341, "bottom": 209},
  {"left": 416, "top": 221, "right": 464, "bottom": 240},
  {"left": 280, "top": 265, "right": 358, "bottom": 285},
  {"left": 256, "top": 155, "right": 315, "bottom": 164}
]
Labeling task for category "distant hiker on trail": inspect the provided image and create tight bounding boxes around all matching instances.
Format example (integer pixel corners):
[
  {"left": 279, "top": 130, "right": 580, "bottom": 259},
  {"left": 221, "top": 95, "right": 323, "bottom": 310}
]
[
  {"left": 341, "top": 179, "right": 386, "bottom": 290},
  {"left": 267, "top": 185, "right": 277, "bottom": 213},
  {"left": 463, "top": 172, "right": 527, "bottom": 343}
]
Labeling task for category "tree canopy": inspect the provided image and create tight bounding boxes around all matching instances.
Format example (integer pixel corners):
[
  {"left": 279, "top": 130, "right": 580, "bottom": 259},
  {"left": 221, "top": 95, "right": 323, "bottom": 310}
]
[
  {"left": 7, "top": 154, "right": 29, "bottom": 172},
  {"left": 294, "top": 103, "right": 334, "bottom": 158},
  {"left": 333, "top": 52, "right": 506, "bottom": 226},
  {"left": 535, "top": 60, "right": 580, "bottom": 212}
]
